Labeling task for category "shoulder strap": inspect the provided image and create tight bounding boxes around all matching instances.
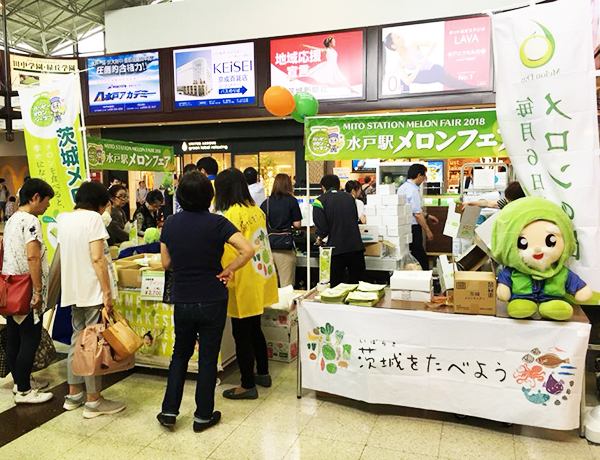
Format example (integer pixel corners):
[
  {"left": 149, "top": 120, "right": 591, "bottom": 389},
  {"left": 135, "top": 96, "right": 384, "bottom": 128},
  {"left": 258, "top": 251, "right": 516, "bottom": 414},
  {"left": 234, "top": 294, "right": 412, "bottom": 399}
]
[{"left": 0, "top": 239, "right": 4, "bottom": 271}]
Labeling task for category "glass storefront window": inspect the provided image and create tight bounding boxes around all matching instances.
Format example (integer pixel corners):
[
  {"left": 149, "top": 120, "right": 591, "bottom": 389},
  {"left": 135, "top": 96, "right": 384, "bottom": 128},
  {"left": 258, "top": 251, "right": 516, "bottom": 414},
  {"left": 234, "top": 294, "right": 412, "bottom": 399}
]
[
  {"left": 181, "top": 153, "right": 232, "bottom": 173},
  {"left": 259, "top": 151, "right": 295, "bottom": 196}
]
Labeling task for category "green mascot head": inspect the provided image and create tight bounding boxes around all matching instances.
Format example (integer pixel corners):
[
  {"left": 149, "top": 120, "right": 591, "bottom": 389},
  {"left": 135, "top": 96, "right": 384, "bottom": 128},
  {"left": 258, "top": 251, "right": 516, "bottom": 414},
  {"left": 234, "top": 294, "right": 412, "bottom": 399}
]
[{"left": 491, "top": 197, "right": 575, "bottom": 280}]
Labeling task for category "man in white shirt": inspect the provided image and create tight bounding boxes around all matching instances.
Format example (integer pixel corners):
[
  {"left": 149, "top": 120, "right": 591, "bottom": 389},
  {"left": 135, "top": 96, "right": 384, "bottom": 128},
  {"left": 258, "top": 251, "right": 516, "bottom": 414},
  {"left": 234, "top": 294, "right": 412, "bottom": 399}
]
[
  {"left": 136, "top": 180, "right": 148, "bottom": 209},
  {"left": 244, "top": 167, "right": 266, "bottom": 207},
  {"left": 397, "top": 164, "right": 438, "bottom": 270}
]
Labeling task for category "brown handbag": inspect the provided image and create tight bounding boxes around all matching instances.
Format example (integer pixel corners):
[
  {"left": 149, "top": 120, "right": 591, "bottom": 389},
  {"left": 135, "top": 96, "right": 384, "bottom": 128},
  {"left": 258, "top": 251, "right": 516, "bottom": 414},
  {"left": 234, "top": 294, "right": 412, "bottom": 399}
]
[
  {"left": 101, "top": 308, "right": 143, "bottom": 361},
  {"left": 0, "top": 241, "right": 33, "bottom": 316}
]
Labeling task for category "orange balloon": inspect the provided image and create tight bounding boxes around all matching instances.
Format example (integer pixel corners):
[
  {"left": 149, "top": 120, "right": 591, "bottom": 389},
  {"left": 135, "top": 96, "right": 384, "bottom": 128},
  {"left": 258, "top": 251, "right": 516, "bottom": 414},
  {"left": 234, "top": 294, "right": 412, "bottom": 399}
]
[{"left": 263, "top": 86, "right": 295, "bottom": 117}]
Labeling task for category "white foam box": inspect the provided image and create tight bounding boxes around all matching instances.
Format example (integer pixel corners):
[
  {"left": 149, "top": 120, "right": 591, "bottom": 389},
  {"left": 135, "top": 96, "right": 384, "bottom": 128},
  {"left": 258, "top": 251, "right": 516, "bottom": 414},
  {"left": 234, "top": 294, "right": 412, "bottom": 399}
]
[
  {"left": 474, "top": 211, "right": 498, "bottom": 254},
  {"left": 376, "top": 205, "right": 402, "bottom": 216},
  {"left": 359, "top": 225, "right": 380, "bottom": 243},
  {"left": 378, "top": 184, "right": 396, "bottom": 195},
  {"left": 382, "top": 215, "right": 409, "bottom": 227},
  {"left": 390, "top": 270, "right": 433, "bottom": 292},
  {"left": 437, "top": 254, "right": 456, "bottom": 292},
  {"left": 392, "top": 244, "right": 410, "bottom": 260},
  {"left": 367, "top": 195, "right": 382, "bottom": 206},
  {"left": 401, "top": 204, "right": 413, "bottom": 217},
  {"left": 381, "top": 194, "right": 406, "bottom": 206},
  {"left": 378, "top": 226, "right": 387, "bottom": 236},
  {"left": 386, "top": 225, "right": 400, "bottom": 237},
  {"left": 404, "top": 233, "right": 412, "bottom": 244},
  {"left": 364, "top": 205, "right": 377, "bottom": 216},
  {"left": 367, "top": 215, "right": 382, "bottom": 227},
  {"left": 391, "top": 289, "right": 432, "bottom": 302}
]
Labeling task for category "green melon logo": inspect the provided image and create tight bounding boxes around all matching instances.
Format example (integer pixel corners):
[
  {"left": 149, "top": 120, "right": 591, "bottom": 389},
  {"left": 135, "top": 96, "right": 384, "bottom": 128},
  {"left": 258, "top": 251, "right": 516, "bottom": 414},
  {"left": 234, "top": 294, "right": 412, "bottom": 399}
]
[
  {"left": 519, "top": 21, "right": 555, "bottom": 68},
  {"left": 30, "top": 94, "right": 53, "bottom": 127}
]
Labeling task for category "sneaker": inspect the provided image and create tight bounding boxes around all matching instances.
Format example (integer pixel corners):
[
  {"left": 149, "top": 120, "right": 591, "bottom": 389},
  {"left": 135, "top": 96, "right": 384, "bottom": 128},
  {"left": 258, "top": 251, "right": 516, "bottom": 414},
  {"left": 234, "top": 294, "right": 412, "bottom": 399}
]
[
  {"left": 193, "top": 411, "right": 221, "bottom": 433},
  {"left": 83, "top": 398, "right": 126, "bottom": 419},
  {"left": 14, "top": 389, "right": 53, "bottom": 404},
  {"left": 254, "top": 374, "right": 272, "bottom": 388},
  {"left": 63, "top": 392, "right": 86, "bottom": 411},
  {"left": 157, "top": 413, "right": 176, "bottom": 427},
  {"left": 13, "top": 376, "right": 51, "bottom": 395}
]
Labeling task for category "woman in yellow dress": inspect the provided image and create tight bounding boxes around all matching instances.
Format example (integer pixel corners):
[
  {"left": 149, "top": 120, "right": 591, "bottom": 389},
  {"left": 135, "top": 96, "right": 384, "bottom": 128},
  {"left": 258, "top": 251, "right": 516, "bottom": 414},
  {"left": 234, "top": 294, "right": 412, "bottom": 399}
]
[{"left": 215, "top": 168, "right": 279, "bottom": 399}]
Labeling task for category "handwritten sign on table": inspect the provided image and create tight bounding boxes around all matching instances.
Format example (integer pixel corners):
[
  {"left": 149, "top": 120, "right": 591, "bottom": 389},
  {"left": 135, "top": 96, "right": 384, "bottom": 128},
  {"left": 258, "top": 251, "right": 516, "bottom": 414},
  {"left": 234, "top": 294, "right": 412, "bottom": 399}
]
[{"left": 140, "top": 270, "right": 165, "bottom": 300}]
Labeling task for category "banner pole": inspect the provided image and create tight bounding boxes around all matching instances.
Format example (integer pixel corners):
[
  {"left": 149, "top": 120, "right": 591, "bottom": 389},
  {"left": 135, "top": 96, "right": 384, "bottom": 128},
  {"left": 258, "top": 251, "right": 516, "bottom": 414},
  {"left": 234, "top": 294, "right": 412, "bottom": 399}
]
[
  {"left": 306, "top": 161, "right": 311, "bottom": 291},
  {"left": 76, "top": 75, "right": 90, "bottom": 180}
]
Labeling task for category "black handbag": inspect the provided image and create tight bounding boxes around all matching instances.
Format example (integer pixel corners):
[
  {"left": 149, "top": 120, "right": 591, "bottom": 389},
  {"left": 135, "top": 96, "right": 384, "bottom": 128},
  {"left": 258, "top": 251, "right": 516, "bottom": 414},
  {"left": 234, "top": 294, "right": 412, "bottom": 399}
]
[
  {"left": 266, "top": 199, "right": 294, "bottom": 250},
  {"left": 32, "top": 327, "right": 56, "bottom": 371},
  {"left": 163, "top": 270, "right": 174, "bottom": 304}
]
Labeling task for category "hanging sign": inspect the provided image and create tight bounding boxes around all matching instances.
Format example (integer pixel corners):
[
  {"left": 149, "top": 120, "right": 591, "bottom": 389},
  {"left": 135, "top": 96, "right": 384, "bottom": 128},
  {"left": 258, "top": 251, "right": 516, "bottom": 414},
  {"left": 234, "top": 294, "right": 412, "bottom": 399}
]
[
  {"left": 270, "top": 30, "right": 364, "bottom": 100},
  {"left": 86, "top": 136, "right": 175, "bottom": 172},
  {"left": 173, "top": 42, "right": 256, "bottom": 108},
  {"left": 10, "top": 55, "right": 78, "bottom": 90},
  {"left": 492, "top": 0, "right": 600, "bottom": 297},
  {"left": 86, "top": 52, "right": 161, "bottom": 113},
  {"left": 304, "top": 109, "right": 503, "bottom": 161},
  {"left": 19, "top": 76, "right": 87, "bottom": 261}
]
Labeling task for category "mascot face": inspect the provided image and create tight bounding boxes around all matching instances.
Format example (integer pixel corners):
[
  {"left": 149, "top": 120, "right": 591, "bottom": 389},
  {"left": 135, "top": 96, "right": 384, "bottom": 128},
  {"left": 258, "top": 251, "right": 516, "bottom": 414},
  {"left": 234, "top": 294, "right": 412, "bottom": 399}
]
[{"left": 517, "top": 220, "right": 564, "bottom": 272}]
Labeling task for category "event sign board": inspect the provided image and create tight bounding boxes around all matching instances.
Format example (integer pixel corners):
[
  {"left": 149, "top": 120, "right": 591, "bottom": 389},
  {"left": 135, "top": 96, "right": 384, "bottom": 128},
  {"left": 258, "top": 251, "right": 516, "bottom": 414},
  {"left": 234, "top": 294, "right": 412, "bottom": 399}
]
[
  {"left": 86, "top": 52, "right": 161, "bottom": 113},
  {"left": 493, "top": 0, "right": 600, "bottom": 297},
  {"left": 19, "top": 76, "right": 87, "bottom": 261},
  {"left": 299, "top": 300, "right": 589, "bottom": 430},
  {"left": 173, "top": 42, "right": 255, "bottom": 108},
  {"left": 10, "top": 55, "right": 78, "bottom": 90},
  {"left": 86, "top": 136, "right": 175, "bottom": 172},
  {"left": 304, "top": 109, "right": 503, "bottom": 161},
  {"left": 381, "top": 16, "right": 491, "bottom": 96},
  {"left": 270, "top": 30, "right": 364, "bottom": 100}
]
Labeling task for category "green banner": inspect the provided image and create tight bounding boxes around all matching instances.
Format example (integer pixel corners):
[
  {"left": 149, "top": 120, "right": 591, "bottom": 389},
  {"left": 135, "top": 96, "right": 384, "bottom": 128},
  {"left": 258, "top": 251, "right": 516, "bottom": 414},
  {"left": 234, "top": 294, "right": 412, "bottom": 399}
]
[
  {"left": 20, "top": 76, "right": 87, "bottom": 261},
  {"left": 86, "top": 136, "right": 175, "bottom": 172},
  {"left": 304, "top": 109, "right": 504, "bottom": 161}
]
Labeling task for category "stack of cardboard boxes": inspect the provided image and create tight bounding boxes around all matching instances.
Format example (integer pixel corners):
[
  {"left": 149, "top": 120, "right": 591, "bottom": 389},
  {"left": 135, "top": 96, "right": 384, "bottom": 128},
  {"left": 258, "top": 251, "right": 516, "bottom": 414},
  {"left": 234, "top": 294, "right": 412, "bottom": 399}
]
[
  {"left": 261, "top": 303, "right": 298, "bottom": 363},
  {"left": 362, "top": 185, "right": 413, "bottom": 259},
  {"left": 389, "top": 270, "right": 433, "bottom": 302}
]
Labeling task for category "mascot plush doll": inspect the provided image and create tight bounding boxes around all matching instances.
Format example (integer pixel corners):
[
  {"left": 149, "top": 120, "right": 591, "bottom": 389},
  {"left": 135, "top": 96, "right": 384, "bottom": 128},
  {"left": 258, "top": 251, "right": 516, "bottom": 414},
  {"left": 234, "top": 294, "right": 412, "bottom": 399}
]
[{"left": 491, "top": 196, "right": 592, "bottom": 320}]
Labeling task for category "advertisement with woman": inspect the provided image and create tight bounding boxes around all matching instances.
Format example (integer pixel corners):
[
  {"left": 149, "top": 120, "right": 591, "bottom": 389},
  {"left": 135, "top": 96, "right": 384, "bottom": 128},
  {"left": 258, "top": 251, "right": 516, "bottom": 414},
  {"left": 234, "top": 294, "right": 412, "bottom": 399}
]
[{"left": 381, "top": 16, "right": 491, "bottom": 96}]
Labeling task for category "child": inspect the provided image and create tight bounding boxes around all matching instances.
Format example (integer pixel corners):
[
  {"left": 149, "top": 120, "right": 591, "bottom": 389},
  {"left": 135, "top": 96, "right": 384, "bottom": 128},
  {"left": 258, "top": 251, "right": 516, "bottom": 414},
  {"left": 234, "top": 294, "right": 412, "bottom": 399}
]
[{"left": 5, "top": 196, "right": 16, "bottom": 220}]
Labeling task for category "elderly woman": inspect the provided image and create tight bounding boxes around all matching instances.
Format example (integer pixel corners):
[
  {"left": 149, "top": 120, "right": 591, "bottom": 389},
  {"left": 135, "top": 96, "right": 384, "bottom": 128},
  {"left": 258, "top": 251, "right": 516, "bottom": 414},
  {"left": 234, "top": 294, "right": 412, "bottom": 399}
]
[
  {"left": 106, "top": 184, "right": 131, "bottom": 246},
  {"left": 2, "top": 179, "right": 54, "bottom": 404},
  {"left": 58, "top": 181, "right": 124, "bottom": 418},
  {"left": 157, "top": 171, "right": 254, "bottom": 432}
]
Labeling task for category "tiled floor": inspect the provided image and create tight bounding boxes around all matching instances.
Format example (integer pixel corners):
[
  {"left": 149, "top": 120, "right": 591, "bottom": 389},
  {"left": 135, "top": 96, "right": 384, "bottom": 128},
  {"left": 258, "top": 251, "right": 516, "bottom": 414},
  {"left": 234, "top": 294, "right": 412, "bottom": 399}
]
[{"left": 1, "top": 358, "right": 599, "bottom": 460}]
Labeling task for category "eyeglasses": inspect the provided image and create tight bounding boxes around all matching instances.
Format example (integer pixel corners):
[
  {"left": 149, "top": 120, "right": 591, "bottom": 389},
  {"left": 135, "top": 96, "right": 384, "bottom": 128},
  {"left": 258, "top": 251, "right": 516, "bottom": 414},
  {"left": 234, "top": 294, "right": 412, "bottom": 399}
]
[{"left": 116, "top": 195, "right": 129, "bottom": 200}]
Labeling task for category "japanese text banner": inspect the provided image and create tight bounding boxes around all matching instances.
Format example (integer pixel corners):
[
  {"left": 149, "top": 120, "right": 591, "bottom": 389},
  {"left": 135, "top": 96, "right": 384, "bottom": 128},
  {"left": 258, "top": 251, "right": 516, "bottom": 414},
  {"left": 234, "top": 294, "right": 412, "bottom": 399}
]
[
  {"left": 304, "top": 109, "right": 504, "bottom": 161},
  {"left": 299, "top": 299, "right": 590, "bottom": 430},
  {"left": 20, "top": 76, "right": 87, "bottom": 261},
  {"left": 493, "top": 0, "right": 600, "bottom": 296},
  {"left": 86, "top": 136, "right": 175, "bottom": 172}
]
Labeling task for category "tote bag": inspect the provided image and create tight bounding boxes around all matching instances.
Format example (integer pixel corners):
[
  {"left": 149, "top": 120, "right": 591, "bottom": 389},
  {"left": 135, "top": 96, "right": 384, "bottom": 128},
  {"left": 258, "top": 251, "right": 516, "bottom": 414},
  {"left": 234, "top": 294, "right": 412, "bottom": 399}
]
[{"left": 0, "top": 241, "right": 32, "bottom": 316}]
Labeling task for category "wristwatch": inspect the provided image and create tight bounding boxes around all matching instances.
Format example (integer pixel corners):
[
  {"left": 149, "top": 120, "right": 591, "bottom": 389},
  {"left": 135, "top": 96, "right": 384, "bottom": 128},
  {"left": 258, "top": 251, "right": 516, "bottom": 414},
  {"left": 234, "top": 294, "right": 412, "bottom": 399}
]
[{"left": 425, "top": 213, "right": 430, "bottom": 220}]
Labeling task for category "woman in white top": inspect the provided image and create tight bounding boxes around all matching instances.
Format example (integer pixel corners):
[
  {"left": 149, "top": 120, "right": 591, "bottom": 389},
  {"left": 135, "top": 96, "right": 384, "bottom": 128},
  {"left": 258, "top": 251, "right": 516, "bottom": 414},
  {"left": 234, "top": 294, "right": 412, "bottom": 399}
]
[
  {"left": 345, "top": 180, "right": 367, "bottom": 224},
  {"left": 2, "top": 179, "right": 55, "bottom": 404},
  {"left": 58, "top": 181, "right": 125, "bottom": 419}
]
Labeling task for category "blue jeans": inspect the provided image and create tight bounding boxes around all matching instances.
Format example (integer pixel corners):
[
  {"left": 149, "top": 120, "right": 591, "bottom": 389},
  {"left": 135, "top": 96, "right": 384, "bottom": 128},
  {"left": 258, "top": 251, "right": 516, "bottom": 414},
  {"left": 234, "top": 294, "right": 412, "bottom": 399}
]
[{"left": 161, "top": 299, "right": 227, "bottom": 420}]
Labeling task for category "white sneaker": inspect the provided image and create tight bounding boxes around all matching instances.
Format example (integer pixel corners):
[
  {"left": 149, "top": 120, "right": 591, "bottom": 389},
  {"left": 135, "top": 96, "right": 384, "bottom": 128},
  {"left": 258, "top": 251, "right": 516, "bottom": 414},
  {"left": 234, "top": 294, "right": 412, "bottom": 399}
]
[
  {"left": 63, "top": 392, "right": 86, "bottom": 411},
  {"left": 14, "top": 389, "right": 54, "bottom": 404},
  {"left": 83, "top": 398, "right": 126, "bottom": 419},
  {"left": 13, "top": 376, "right": 50, "bottom": 395}
]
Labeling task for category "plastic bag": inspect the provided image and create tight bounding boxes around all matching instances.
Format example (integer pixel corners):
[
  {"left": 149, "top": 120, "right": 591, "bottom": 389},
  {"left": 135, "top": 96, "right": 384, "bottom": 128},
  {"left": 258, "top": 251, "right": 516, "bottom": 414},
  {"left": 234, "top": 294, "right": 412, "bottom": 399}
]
[{"left": 400, "top": 253, "right": 422, "bottom": 270}]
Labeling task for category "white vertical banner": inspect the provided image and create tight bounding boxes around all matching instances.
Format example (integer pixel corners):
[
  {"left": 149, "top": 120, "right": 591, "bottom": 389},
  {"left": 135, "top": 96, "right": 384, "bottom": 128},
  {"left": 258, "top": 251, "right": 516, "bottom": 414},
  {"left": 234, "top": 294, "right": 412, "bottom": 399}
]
[{"left": 492, "top": 0, "right": 600, "bottom": 298}]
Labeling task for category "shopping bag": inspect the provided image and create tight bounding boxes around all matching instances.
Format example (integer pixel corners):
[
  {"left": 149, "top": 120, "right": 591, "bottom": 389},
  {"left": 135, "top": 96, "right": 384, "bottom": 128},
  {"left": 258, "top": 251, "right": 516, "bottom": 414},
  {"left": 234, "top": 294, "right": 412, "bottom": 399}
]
[
  {"left": 0, "top": 325, "right": 8, "bottom": 378},
  {"left": 32, "top": 327, "right": 56, "bottom": 371},
  {"left": 0, "top": 241, "right": 33, "bottom": 316},
  {"left": 72, "top": 321, "right": 134, "bottom": 377},
  {"left": 101, "top": 308, "right": 143, "bottom": 361}
]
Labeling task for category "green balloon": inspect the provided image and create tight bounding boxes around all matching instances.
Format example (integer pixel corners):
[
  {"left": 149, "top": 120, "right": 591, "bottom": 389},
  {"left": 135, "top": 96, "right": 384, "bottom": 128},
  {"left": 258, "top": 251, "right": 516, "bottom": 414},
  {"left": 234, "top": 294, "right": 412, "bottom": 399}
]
[
  {"left": 291, "top": 110, "right": 305, "bottom": 123},
  {"left": 294, "top": 92, "right": 319, "bottom": 118}
]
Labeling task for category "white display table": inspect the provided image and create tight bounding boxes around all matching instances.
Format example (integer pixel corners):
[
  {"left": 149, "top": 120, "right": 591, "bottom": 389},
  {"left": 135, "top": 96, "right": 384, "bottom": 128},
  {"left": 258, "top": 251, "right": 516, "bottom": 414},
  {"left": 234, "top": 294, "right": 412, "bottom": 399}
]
[{"left": 297, "top": 290, "right": 590, "bottom": 431}]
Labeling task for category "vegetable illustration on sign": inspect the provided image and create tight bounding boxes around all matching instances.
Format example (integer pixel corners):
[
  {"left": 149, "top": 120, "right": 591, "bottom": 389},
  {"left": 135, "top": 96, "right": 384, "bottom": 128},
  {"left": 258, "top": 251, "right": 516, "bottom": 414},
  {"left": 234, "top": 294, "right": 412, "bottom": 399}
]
[{"left": 307, "top": 322, "right": 350, "bottom": 374}]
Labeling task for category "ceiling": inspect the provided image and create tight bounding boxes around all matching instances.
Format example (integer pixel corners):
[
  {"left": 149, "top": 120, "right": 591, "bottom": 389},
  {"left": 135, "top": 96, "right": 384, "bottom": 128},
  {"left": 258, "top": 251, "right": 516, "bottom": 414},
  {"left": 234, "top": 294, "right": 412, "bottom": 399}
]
[{"left": 1, "top": 0, "right": 172, "bottom": 56}]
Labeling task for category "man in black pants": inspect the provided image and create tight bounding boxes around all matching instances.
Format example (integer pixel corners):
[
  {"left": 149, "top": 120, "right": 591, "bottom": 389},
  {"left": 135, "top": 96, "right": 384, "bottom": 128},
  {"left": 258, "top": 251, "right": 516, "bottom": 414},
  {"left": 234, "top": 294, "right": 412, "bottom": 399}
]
[
  {"left": 397, "top": 164, "right": 439, "bottom": 270},
  {"left": 313, "top": 174, "right": 365, "bottom": 287}
]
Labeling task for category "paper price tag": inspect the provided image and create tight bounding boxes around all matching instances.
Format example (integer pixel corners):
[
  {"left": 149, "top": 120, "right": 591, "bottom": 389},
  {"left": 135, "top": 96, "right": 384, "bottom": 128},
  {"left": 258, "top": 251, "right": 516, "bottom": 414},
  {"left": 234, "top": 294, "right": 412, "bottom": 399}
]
[{"left": 140, "top": 270, "right": 165, "bottom": 301}]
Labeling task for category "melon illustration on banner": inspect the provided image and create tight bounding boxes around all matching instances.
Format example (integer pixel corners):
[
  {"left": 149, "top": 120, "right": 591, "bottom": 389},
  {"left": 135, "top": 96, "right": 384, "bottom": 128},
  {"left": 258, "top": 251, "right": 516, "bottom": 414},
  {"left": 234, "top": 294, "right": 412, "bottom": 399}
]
[{"left": 250, "top": 228, "right": 276, "bottom": 279}]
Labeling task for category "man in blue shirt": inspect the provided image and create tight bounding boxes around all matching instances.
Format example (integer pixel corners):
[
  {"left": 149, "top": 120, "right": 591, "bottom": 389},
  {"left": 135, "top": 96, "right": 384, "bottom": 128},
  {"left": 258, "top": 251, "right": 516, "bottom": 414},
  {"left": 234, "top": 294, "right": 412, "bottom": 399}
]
[{"left": 397, "top": 164, "right": 438, "bottom": 270}]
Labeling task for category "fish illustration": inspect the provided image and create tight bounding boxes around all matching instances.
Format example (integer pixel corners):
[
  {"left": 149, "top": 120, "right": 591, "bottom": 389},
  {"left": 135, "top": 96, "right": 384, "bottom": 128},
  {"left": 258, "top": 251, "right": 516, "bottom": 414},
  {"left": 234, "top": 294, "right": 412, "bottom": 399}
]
[
  {"left": 560, "top": 365, "right": 576, "bottom": 369},
  {"left": 522, "top": 354, "right": 534, "bottom": 363},
  {"left": 558, "top": 372, "right": 575, "bottom": 376},
  {"left": 531, "top": 348, "right": 541, "bottom": 356},
  {"left": 522, "top": 388, "right": 550, "bottom": 406},
  {"left": 543, "top": 374, "right": 564, "bottom": 395},
  {"left": 536, "top": 353, "right": 569, "bottom": 368}
]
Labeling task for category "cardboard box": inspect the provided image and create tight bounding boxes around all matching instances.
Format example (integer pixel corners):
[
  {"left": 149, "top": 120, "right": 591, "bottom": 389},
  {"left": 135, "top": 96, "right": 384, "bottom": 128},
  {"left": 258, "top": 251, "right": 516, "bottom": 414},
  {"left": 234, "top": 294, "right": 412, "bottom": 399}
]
[
  {"left": 263, "top": 325, "right": 298, "bottom": 362},
  {"left": 378, "top": 184, "right": 396, "bottom": 195},
  {"left": 364, "top": 205, "right": 377, "bottom": 216},
  {"left": 382, "top": 215, "right": 409, "bottom": 227},
  {"left": 261, "top": 305, "right": 298, "bottom": 329},
  {"left": 367, "top": 215, "right": 382, "bottom": 227},
  {"left": 473, "top": 168, "right": 496, "bottom": 190},
  {"left": 437, "top": 255, "right": 455, "bottom": 292},
  {"left": 474, "top": 211, "right": 498, "bottom": 254},
  {"left": 453, "top": 271, "right": 496, "bottom": 315},
  {"left": 381, "top": 194, "right": 406, "bottom": 206},
  {"left": 378, "top": 226, "right": 387, "bottom": 237},
  {"left": 377, "top": 205, "right": 404, "bottom": 216},
  {"left": 456, "top": 244, "right": 489, "bottom": 272},
  {"left": 390, "top": 270, "right": 433, "bottom": 292},
  {"left": 367, "top": 195, "right": 382, "bottom": 206},
  {"left": 386, "top": 226, "right": 400, "bottom": 237},
  {"left": 359, "top": 225, "right": 380, "bottom": 243},
  {"left": 443, "top": 201, "right": 480, "bottom": 240},
  {"left": 117, "top": 265, "right": 143, "bottom": 289},
  {"left": 383, "top": 236, "right": 401, "bottom": 248},
  {"left": 391, "top": 289, "right": 432, "bottom": 302},
  {"left": 364, "top": 242, "right": 383, "bottom": 257}
]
